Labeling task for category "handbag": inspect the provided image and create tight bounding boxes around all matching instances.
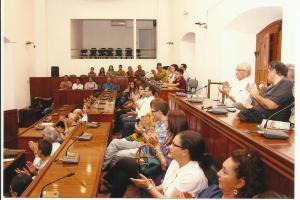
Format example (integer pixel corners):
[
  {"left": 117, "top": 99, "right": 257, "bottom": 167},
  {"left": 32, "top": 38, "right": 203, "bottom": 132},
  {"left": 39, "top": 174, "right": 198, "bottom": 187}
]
[{"left": 136, "top": 144, "right": 161, "bottom": 177}]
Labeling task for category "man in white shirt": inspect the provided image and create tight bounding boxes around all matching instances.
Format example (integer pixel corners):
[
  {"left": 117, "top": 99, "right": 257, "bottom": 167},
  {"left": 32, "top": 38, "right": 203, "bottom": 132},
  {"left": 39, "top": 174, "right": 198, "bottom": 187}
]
[
  {"left": 72, "top": 78, "right": 83, "bottom": 90},
  {"left": 121, "top": 86, "right": 156, "bottom": 137},
  {"left": 219, "top": 62, "right": 253, "bottom": 107}
]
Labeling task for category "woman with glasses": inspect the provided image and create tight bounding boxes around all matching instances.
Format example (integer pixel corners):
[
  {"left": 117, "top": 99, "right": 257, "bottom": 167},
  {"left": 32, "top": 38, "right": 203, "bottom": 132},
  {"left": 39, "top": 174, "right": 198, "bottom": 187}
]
[
  {"left": 131, "top": 130, "right": 212, "bottom": 198},
  {"left": 101, "top": 108, "right": 189, "bottom": 197}
]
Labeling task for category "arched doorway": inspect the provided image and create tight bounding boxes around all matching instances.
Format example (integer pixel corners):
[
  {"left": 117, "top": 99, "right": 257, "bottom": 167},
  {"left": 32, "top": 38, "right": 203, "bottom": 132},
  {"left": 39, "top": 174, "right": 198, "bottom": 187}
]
[{"left": 180, "top": 32, "right": 195, "bottom": 76}]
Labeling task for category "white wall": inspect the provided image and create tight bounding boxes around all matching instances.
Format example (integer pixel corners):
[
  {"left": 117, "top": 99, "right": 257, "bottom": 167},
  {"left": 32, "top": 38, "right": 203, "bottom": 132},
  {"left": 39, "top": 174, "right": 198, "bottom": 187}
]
[
  {"left": 47, "top": 0, "right": 170, "bottom": 76},
  {"left": 170, "top": 0, "right": 296, "bottom": 98},
  {"left": 82, "top": 20, "right": 133, "bottom": 49},
  {"left": 71, "top": 20, "right": 83, "bottom": 50},
  {"left": 3, "top": 0, "right": 36, "bottom": 110}
]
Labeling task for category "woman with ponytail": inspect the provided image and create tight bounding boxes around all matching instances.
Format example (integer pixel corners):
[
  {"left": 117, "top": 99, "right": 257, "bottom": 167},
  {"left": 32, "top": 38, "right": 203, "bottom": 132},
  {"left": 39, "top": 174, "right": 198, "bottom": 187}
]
[{"left": 131, "top": 130, "right": 210, "bottom": 198}]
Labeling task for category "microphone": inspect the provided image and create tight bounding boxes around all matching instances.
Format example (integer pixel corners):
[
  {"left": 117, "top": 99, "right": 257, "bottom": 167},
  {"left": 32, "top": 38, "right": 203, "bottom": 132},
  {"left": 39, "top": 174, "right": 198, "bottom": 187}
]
[
  {"left": 256, "top": 102, "right": 294, "bottom": 140},
  {"left": 190, "top": 85, "right": 207, "bottom": 98},
  {"left": 40, "top": 172, "right": 75, "bottom": 197},
  {"left": 263, "top": 102, "right": 294, "bottom": 128},
  {"left": 65, "top": 131, "right": 84, "bottom": 156}
]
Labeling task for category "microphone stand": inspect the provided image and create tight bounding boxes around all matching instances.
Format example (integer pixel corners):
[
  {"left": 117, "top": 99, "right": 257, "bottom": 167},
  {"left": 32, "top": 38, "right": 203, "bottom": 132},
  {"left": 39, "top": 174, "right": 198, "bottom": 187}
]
[
  {"left": 40, "top": 172, "right": 75, "bottom": 197},
  {"left": 65, "top": 131, "right": 84, "bottom": 156},
  {"left": 191, "top": 85, "right": 207, "bottom": 99},
  {"left": 263, "top": 102, "right": 294, "bottom": 129}
]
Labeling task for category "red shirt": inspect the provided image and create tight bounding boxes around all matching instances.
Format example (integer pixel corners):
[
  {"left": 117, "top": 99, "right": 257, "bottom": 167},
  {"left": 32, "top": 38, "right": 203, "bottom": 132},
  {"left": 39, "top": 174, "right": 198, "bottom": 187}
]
[{"left": 174, "top": 76, "right": 187, "bottom": 91}]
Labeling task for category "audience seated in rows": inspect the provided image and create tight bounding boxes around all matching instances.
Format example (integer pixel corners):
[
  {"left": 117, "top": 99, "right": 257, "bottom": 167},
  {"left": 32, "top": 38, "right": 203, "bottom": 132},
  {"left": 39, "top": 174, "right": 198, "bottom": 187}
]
[
  {"left": 98, "top": 67, "right": 106, "bottom": 76},
  {"left": 102, "top": 103, "right": 190, "bottom": 197},
  {"left": 106, "top": 65, "right": 115, "bottom": 77},
  {"left": 130, "top": 131, "right": 212, "bottom": 198},
  {"left": 127, "top": 66, "right": 135, "bottom": 77},
  {"left": 72, "top": 78, "right": 83, "bottom": 90},
  {"left": 152, "top": 62, "right": 168, "bottom": 83},
  {"left": 167, "top": 68, "right": 187, "bottom": 91},
  {"left": 180, "top": 63, "right": 189, "bottom": 82},
  {"left": 60, "top": 75, "right": 72, "bottom": 90},
  {"left": 134, "top": 65, "right": 146, "bottom": 78},
  {"left": 102, "top": 76, "right": 118, "bottom": 90},
  {"left": 115, "top": 65, "right": 126, "bottom": 76},
  {"left": 15, "top": 139, "right": 53, "bottom": 177},
  {"left": 219, "top": 62, "right": 253, "bottom": 107},
  {"left": 84, "top": 77, "right": 98, "bottom": 90},
  {"left": 88, "top": 67, "right": 97, "bottom": 77},
  {"left": 167, "top": 64, "right": 177, "bottom": 83},
  {"left": 197, "top": 149, "right": 265, "bottom": 198},
  {"left": 9, "top": 174, "right": 32, "bottom": 197},
  {"left": 239, "top": 61, "right": 294, "bottom": 123},
  {"left": 120, "top": 85, "right": 156, "bottom": 137}
]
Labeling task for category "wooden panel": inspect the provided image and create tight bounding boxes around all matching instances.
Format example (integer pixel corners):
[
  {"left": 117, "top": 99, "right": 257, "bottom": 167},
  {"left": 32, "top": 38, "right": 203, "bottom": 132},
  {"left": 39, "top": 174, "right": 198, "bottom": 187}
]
[
  {"left": 30, "top": 77, "right": 53, "bottom": 98},
  {"left": 21, "top": 122, "right": 111, "bottom": 197},
  {"left": 168, "top": 94, "right": 294, "bottom": 197},
  {"left": 30, "top": 77, "right": 130, "bottom": 100},
  {"left": 4, "top": 109, "right": 19, "bottom": 148}
]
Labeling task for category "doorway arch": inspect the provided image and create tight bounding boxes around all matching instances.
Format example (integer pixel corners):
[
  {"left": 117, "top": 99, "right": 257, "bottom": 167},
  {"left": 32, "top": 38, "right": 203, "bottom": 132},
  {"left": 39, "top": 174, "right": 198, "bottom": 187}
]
[{"left": 180, "top": 32, "right": 196, "bottom": 76}]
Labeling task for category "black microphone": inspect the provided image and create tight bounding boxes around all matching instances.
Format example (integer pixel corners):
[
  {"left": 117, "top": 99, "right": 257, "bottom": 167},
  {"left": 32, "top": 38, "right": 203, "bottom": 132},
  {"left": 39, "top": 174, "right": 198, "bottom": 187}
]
[
  {"left": 65, "top": 131, "right": 84, "bottom": 156},
  {"left": 190, "top": 85, "right": 207, "bottom": 98},
  {"left": 263, "top": 102, "right": 294, "bottom": 128},
  {"left": 39, "top": 172, "right": 75, "bottom": 197}
]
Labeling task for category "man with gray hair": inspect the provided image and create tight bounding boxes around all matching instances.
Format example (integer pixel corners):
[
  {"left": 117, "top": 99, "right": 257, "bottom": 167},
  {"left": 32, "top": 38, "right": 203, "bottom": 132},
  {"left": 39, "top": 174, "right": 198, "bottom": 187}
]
[{"left": 219, "top": 62, "right": 253, "bottom": 106}]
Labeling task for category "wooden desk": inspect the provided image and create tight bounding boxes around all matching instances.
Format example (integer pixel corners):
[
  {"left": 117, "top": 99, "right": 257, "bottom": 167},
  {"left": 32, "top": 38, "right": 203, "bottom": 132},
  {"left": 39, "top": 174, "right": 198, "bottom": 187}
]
[
  {"left": 4, "top": 109, "right": 19, "bottom": 148},
  {"left": 168, "top": 94, "right": 294, "bottom": 197},
  {"left": 18, "top": 105, "right": 77, "bottom": 160},
  {"left": 21, "top": 122, "right": 111, "bottom": 197},
  {"left": 87, "top": 90, "right": 117, "bottom": 123},
  {"left": 53, "top": 89, "right": 100, "bottom": 108},
  {"left": 139, "top": 78, "right": 183, "bottom": 101}
]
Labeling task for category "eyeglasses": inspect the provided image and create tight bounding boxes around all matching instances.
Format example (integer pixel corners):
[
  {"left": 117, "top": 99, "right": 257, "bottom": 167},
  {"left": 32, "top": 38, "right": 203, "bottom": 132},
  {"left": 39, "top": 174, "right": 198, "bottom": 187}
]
[{"left": 171, "top": 142, "right": 184, "bottom": 149}]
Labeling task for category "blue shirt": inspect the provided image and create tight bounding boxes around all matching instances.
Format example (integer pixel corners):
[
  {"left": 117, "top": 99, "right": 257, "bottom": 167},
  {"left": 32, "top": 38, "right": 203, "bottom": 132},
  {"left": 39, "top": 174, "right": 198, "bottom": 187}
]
[{"left": 102, "top": 82, "right": 116, "bottom": 90}]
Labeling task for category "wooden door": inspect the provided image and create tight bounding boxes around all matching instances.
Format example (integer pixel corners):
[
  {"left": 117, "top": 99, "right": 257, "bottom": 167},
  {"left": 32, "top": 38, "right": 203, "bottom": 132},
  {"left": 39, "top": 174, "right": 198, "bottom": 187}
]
[{"left": 255, "top": 20, "right": 282, "bottom": 85}]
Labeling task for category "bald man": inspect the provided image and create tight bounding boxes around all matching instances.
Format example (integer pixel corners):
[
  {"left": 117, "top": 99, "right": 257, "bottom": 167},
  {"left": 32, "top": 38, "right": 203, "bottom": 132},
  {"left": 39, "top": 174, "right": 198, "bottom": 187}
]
[{"left": 219, "top": 62, "right": 253, "bottom": 106}]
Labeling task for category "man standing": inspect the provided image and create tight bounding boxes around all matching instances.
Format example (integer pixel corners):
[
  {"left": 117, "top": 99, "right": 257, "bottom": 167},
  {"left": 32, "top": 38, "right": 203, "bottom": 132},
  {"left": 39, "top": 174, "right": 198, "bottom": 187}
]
[
  {"left": 219, "top": 62, "right": 253, "bottom": 106},
  {"left": 239, "top": 61, "right": 294, "bottom": 123}
]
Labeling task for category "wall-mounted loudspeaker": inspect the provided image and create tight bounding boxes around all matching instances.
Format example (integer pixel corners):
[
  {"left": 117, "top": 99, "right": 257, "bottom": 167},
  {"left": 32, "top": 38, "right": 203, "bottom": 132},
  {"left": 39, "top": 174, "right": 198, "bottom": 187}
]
[{"left": 51, "top": 66, "right": 59, "bottom": 77}]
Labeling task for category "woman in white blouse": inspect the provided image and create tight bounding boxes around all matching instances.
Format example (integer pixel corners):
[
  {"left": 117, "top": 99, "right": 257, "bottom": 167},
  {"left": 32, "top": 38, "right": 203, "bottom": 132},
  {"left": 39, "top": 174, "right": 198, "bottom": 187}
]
[{"left": 131, "top": 130, "right": 211, "bottom": 198}]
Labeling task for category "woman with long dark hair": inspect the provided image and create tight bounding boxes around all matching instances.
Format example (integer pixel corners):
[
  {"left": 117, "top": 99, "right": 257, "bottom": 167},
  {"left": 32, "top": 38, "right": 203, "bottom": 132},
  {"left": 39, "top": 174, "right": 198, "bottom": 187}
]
[{"left": 131, "top": 130, "right": 212, "bottom": 198}]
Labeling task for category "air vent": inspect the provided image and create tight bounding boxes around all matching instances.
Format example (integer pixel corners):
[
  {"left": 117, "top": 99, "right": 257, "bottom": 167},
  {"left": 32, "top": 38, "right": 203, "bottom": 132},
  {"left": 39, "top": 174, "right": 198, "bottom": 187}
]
[{"left": 111, "top": 20, "right": 126, "bottom": 26}]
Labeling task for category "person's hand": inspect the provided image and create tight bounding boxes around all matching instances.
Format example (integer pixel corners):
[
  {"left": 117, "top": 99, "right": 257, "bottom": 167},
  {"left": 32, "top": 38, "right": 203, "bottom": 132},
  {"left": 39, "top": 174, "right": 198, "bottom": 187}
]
[
  {"left": 26, "top": 161, "right": 38, "bottom": 175},
  {"left": 258, "top": 82, "right": 267, "bottom": 90},
  {"left": 246, "top": 83, "right": 259, "bottom": 97},
  {"left": 130, "top": 173, "right": 154, "bottom": 190},
  {"left": 59, "top": 115, "right": 65, "bottom": 121},
  {"left": 179, "top": 192, "right": 193, "bottom": 198},
  {"left": 28, "top": 141, "right": 38, "bottom": 154},
  {"left": 147, "top": 134, "right": 159, "bottom": 147},
  {"left": 15, "top": 167, "right": 31, "bottom": 176}
]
